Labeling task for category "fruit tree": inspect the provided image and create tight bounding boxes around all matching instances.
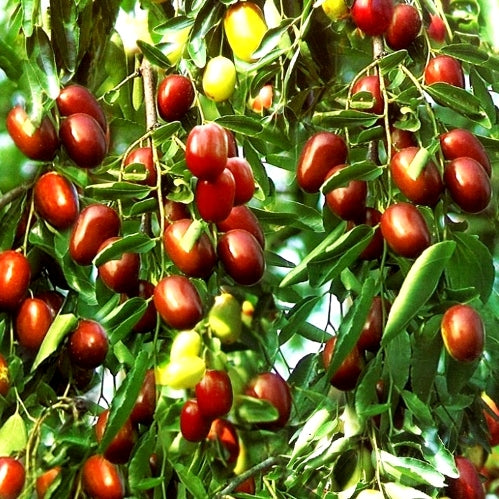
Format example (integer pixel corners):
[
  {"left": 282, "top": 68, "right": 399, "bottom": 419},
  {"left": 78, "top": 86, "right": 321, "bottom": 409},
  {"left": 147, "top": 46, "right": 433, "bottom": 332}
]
[{"left": 0, "top": 0, "right": 498, "bottom": 497}]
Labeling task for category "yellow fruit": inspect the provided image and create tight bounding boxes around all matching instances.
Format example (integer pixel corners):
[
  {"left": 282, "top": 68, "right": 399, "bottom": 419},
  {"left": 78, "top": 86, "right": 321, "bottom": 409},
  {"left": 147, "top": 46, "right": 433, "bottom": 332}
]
[
  {"left": 155, "top": 356, "right": 206, "bottom": 389},
  {"left": 223, "top": 1, "right": 268, "bottom": 62},
  {"left": 241, "top": 300, "right": 255, "bottom": 328},
  {"left": 170, "top": 330, "right": 202, "bottom": 359},
  {"left": 321, "top": 0, "right": 349, "bottom": 21},
  {"left": 208, "top": 293, "right": 242, "bottom": 344},
  {"left": 202, "top": 56, "right": 237, "bottom": 102}
]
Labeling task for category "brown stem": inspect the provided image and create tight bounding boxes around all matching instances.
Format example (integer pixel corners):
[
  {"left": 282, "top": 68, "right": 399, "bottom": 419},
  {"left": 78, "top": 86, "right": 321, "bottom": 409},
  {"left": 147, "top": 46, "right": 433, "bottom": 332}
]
[
  {"left": 368, "top": 36, "right": 385, "bottom": 166},
  {"left": 140, "top": 58, "right": 158, "bottom": 131},
  {"left": 0, "top": 182, "right": 33, "bottom": 211}
]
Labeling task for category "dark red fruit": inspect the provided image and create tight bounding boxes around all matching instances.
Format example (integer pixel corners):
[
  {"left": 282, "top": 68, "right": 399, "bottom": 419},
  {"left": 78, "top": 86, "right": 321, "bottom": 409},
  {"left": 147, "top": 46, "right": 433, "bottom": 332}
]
[
  {"left": 427, "top": 14, "right": 446, "bottom": 44},
  {"left": 124, "top": 147, "right": 157, "bottom": 187},
  {"left": 225, "top": 157, "right": 255, "bottom": 205},
  {"left": 225, "top": 128, "right": 238, "bottom": 158},
  {"left": 6, "top": 106, "right": 59, "bottom": 161},
  {"left": 441, "top": 304, "right": 485, "bottom": 363},
  {"left": 216, "top": 205, "right": 265, "bottom": 248},
  {"left": 0, "top": 354, "right": 9, "bottom": 398},
  {"left": 180, "top": 399, "right": 211, "bottom": 442},
  {"left": 0, "top": 457, "right": 25, "bottom": 499},
  {"left": 164, "top": 219, "right": 216, "bottom": 279},
  {"left": 358, "top": 207, "right": 383, "bottom": 260},
  {"left": 446, "top": 455, "right": 485, "bottom": 499},
  {"left": 296, "top": 132, "right": 348, "bottom": 193},
  {"left": 157, "top": 74, "right": 195, "bottom": 122},
  {"left": 81, "top": 455, "right": 124, "bottom": 499},
  {"left": 217, "top": 229, "right": 265, "bottom": 286},
  {"left": 207, "top": 418, "right": 240, "bottom": 464},
  {"left": 130, "top": 280, "right": 157, "bottom": 333},
  {"left": 195, "top": 168, "right": 236, "bottom": 223},
  {"left": 0, "top": 250, "right": 31, "bottom": 311},
  {"left": 424, "top": 55, "right": 465, "bottom": 88},
  {"left": 95, "top": 409, "right": 137, "bottom": 464},
  {"left": 380, "top": 202, "right": 431, "bottom": 258},
  {"left": 351, "top": 75, "right": 384, "bottom": 115},
  {"left": 444, "top": 157, "right": 491, "bottom": 213},
  {"left": 69, "top": 203, "right": 121, "bottom": 266},
  {"left": 59, "top": 113, "right": 107, "bottom": 168},
  {"left": 130, "top": 369, "right": 156, "bottom": 425},
  {"left": 324, "top": 164, "right": 367, "bottom": 222},
  {"left": 440, "top": 128, "right": 491, "bottom": 177},
  {"left": 357, "top": 296, "right": 390, "bottom": 352},
  {"left": 351, "top": 0, "right": 394, "bottom": 36},
  {"left": 36, "top": 466, "right": 61, "bottom": 499},
  {"left": 68, "top": 319, "right": 109, "bottom": 369},
  {"left": 15, "top": 298, "right": 54, "bottom": 351},
  {"left": 185, "top": 123, "right": 228, "bottom": 180},
  {"left": 56, "top": 84, "right": 107, "bottom": 131},
  {"left": 385, "top": 4, "right": 422, "bottom": 50},
  {"left": 153, "top": 275, "right": 203, "bottom": 330},
  {"left": 234, "top": 476, "right": 256, "bottom": 494},
  {"left": 390, "top": 147, "right": 443, "bottom": 206},
  {"left": 35, "top": 290, "right": 64, "bottom": 316},
  {"left": 390, "top": 127, "right": 417, "bottom": 152},
  {"left": 33, "top": 171, "right": 79, "bottom": 229},
  {"left": 322, "top": 336, "right": 364, "bottom": 391},
  {"left": 245, "top": 372, "right": 292, "bottom": 429},
  {"left": 97, "top": 237, "right": 140, "bottom": 295},
  {"left": 164, "top": 200, "right": 190, "bottom": 224},
  {"left": 195, "top": 370, "right": 233, "bottom": 420}
]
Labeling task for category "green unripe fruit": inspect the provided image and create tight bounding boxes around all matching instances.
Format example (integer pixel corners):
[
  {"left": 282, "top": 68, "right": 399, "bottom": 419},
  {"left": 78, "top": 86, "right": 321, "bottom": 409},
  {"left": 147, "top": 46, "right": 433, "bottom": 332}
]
[{"left": 208, "top": 293, "right": 242, "bottom": 344}]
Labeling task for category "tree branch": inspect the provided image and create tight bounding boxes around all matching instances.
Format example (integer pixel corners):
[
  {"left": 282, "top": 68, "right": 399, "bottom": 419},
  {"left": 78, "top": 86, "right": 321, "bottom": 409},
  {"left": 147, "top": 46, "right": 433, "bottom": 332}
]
[
  {"left": 0, "top": 182, "right": 33, "bottom": 211},
  {"left": 140, "top": 58, "right": 158, "bottom": 131}
]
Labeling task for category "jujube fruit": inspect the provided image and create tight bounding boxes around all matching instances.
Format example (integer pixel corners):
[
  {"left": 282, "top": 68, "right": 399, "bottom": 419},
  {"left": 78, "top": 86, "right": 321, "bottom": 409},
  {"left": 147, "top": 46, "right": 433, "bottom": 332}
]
[
  {"left": 170, "top": 329, "right": 202, "bottom": 359},
  {"left": 33, "top": 171, "right": 80, "bottom": 229},
  {"left": 81, "top": 455, "right": 124, "bottom": 499},
  {"left": 155, "top": 356, "right": 206, "bottom": 389},
  {"left": 180, "top": 399, "right": 211, "bottom": 442},
  {"left": 202, "top": 56, "right": 237, "bottom": 102},
  {"left": 441, "top": 304, "right": 485, "bottom": 363},
  {"left": 358, "top": 207, "right": 383, "bottom": 260},
  {"left": 424, "top": 55, "right": 465, "bottom": 88},
  {"left": 357, "top": 296, "right": 389, "bottom": 352},
  {"left": 15, "top": 298, "right": 54, "bottom": 351},
  {"left": 157, "top": 74, "right": 195, "bottom": 122},
  {"left": 130, "top": 369, "right": 156, "bottom": 425},
  {"left": 68, "top": 319, "right": 109, "bottom": 369},
  {"left": 351, "top": 0, "right": 394, "bottom": 36},
  {"left": 130, "top": 280, "right": 157, "bottom": 333},
  {"left": 385, "top": 3, "right": 421, "bottom": 50},
  {"left": 0, "top": 457, "right": 25, "bottom": 499},
  {"left": 351, "top": 75, "right": 384, "bottom": 115},
  {"left": 445, "top": 455, "right": 485, "bottom": 499},
  {"left": 0, "top": 250, "right": 31, "bottom": 311},
  {"left": 207, "top": 418, "right": 240, "bottom": 464},
  {"left": 0, "top": 354, "right": 9, "bottom": 398},
  {"left": 208, "top": 293, "right": 243, "bottom": 344},
  {"left": 427, "top": 14, "right": 446, "bottom": 43},
  {"left": 225, "top": 156, "right": 255, "bottom": 205},
  {"left": 322, "top": 0, "right": 349, "bottom": 21},
  {"left": 195, "top": 168, "right": 236, "bottom": 223},
  {"left": 196, "top": 369, "right": 233, "bottom": 420},
  {"left": 124, "top": 147, "right": 157, "bottom": 187},
  {"left": 216, "top": 205, "right": 264, "bottom": 248},
  {"left": 36, "top": 466, "right": 61, "bottom": 499}
]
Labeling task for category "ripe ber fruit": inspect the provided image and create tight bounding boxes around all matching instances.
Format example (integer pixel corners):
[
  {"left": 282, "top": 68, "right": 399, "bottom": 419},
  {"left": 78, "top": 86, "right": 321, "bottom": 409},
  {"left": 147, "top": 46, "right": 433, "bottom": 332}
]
[
  {"left": 68, "top": 319, "right": 109, "bottom": 369},
  {"left": 351, "top": 0, "right": 394, "bottom": 36},
  {"left": 180, "top": 399, "right": 211, "bottom": 442},
  {"left": 157, "top": 74, "right": 195, "bottom": 122},
  {"left": 424, "top": 55, "right": 465, "bottom": 88},
  {"left": 0, "top": 457, "right": 25, "bottom": 499},
  {"left": 81, "top": 455, "right": 124, "bottom": 499},
  {"left": 15, "top": 297, "right": 54, "bottom": 351},
  {"left": 202, "top": 56, "right": 237, "bottom": 102},
  {"left": 196, "top": 370, "right": 233, "bottom": 420},
  {"left": 323, "top": 336, "right": 364, "bottom": 391},
  {"left": 0, "top": 250, "right": 31, "bottom": 311}
]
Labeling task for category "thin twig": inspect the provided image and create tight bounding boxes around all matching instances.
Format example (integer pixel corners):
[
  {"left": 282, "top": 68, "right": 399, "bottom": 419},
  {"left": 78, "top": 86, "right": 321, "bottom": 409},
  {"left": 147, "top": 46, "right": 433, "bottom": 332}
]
[{"left": 0, "top": 182, "right": 33, "bottom": 211}]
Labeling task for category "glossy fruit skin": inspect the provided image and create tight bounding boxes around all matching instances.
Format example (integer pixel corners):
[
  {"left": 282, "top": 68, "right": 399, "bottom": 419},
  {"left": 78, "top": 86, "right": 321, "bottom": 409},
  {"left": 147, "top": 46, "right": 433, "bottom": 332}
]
[
  {"left": 185, "top": 123, "right": 228, "bottom": 180},
  {"left": 124, "top": 147, "right": 157, "bottom": 187},
  {"left": 324, "top": 164, "right": 367, "bottom": 222},
  {"left": 180, "top": 399, "right": 212, "bottom": 442},
  {"left": 203, "top": 56, "right": 237, "bottom": 102},
  {"left": 0, "top": 457, "right": 25, "bottom": 499},
  {"left": 351, "top": 0, "right": 394, "bottom": 36},
  {"left": 157, "top": 74, "right": 195, "bottom": 122},
  {"left": 424, "top": 55, "right": 465, "bottom": 88},
  {"left": 6, "top": 106, "right": 59, "bottom": 161},
  {"left": 225, "top": 157, "right": 255, "bottom": 205},
  {"left": 130, "top": 369, "right": 156, "bottom": 425},
  {"left": 35, "top": 290, "right": 64, "bottom": 316},
  {"left": 246, "top": 372, "right": 292, "bottom": 429},
  {"left": 251, "top": 84, "right": 273, "bottom": 112},
  {"left": 441, "top": 304, "right": 485, "bottom": 362},
  {"left": 234, "top": 476, "right": 256, "bottom": 494},
  {"left": 59, "top": 113, "right": 107, "bottom": 168},
  {"left": 385, "top": 4, "right": 421, "bottom": 50},
  {"left": 428, "top": 14, "right": 446, "bottom": 43},
  {"left": 208, "top": 418, "right": 240, "bottom": 464},
  {"left": 153, "top": 275, "right": 203, "bottom": 330},
  {"left": 321, "top": 0, "right": 349, "bottom": 21},
  {"left": 358, "top": 207, "right": 383, "bottom": 260},
  {"left": 131, "top": 280, "right": 157, "bottom": 333},
  {"left": 0, "top": 250, "right": 31, "bottom": 311},
  {"left": 81, "top": 455, "right": 124, "bottom": 499},
  {"left": 208, "top": 293, "right": 242, "bottom": 344},
  {"left": 56, "top": 84, "right": 107, "bottom": 131},
  {"left": 390, "top": 127, "right": 417, "bottom": 152},
  {"left": 217, "top": 205, "right": 265, "bottom": 248},
  {"left": 351, "top": 75, "right": 384, "bottom": 115},
  {"left": 440, "top": 129, "right": 491, "bottom": 177},
  {"left": 357, "top": 296, "right": 389, "bottom": 352},
  {"left": 164, "top": 200, "right": 190, "bottom": 224},
  {"left": 446, "top": 456, "right": 485, "bottom": 499},
  {"left": 444, "top": 157, "right": 491, "bottom": 213},
  {"left": 195, "top": 169, "right": 236, "bottom": 223},
  {"left": 296, "top": 132, "right": 348, "bottom": 193},
  {"left": 0, "top": 353, "right": 9, "bottom": 397},
  {"left": 170, "top": 330, "right": 202, "bottom": 359},
  {"left": 68, "top": 319, "right": 109, "bottom": 369},
  {"left": 380, "top": 202, "right": 431, "bottom": 258},
  {"left": 225, "top": 129, "right": 238, "bottom": 158},
  {"left": 224, "top": 1, "right": 268, "bottom": 62},
  {"left": 36, "top": 466, "right": 61, "bottom": 499},
  {"left": 322, "top": 336, "right": 364, "bottom": 391},
  {"left": 217, "top": 229, "right": 265, "bottom": 286},
  {"left": 33, "top": 171, "right": 80, "bottom": 229},
  {"left": 390, "top": 147, "right": 443, "bottom": 207},
  {"left": 69, "top": 204, "right": 121, "bottom": 266},
  {"left": 97, "top": 237, "right": 140, "bottom": 295},
  {"left": 196, "top": 370, "right": 233, "bottom": 420},
  {"left": 15, "top": 298, "right": 54, "bottom": 351},
  {"left": 155, "top": 356, "right": 206, "bottom": 389},
  {"left": 164, "top": 219, "right": 216, "bottom": 279},
  {"left": 95, "top": 409, "right": 137, "bottom": 464}
]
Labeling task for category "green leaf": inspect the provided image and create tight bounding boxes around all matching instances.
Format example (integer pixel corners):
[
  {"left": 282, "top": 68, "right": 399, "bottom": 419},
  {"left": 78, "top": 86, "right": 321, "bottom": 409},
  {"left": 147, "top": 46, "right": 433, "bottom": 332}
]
[
  {"left": 378, "top": 50, "right": 409, "bottom": 72},
  {"left": 136, "top": 40, "right": 172, "bottom": 68},
  {"left": 86, "top": 181, "right": 152, "bottom": 200},
  {"left": 279, "top": 295, "right": 323, "bottom": 346},
  {"left": 0, "top": 413, "right": 27, "bottom": 455},
  {"left": 235, "top": 395, "right": 279, "bottom": 424},
  {"left": 321, "top": 161, "right": 382, "bottom": 194},
  {"left": 216, "top": 115, "right": 264, "bottom": 136},
  {"left": 129, "top": 428, "right": 159, "bottom": 493},
  {"left": 424, "top": 83, "right": 486, "bottom": 120},
  {"left": 93, "top": 233, "right": 156, "bottom": 266},
  {"left": 382, "top": 482, "right": 432, "bottom": 499},
  {"left": 253, "top": 201, "right": 323, "bottom": 232},
  {"left": 99, "top": 349, "right": 150, "bottom": 454},
  {"left": 252, "top": 19, "right": 293, "bottom": 59},
  {"left": 385, "top": 330, "right": 411, "bottom": 391},
  {"left": 441, "top": 43, "right": 490, "bottom": 66},
  {"left": 421, "top": 427, "right": 459, "bottom": 479},
  {"left": 32, "top": 314, "right": 79, "bottom": 371},
  {"left": 0, "top": 39, "right": 23, "bottom": 80},
  {"left": 100, "top": 297, "right": 148, "bottom": 344},
  {"left": 173, "top": 463, "right": 208, "bottom": 499},
  {"left": 152, "top": 122, "right": 182, "bottom": 143},
  {"left": 312, "top": 109, "right": 380, "bottom": 128},
  {"left": 401, "top": 390, "right": 434, "bottom": 427},
  {"left": 382, "top": 241, "right": 456, "bottom": 346}
]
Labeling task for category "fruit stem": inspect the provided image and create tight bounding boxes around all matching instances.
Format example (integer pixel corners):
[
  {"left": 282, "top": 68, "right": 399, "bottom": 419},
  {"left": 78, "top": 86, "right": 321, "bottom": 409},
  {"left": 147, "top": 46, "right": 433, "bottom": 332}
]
[
  {"left": 0, "top": 181, "right": 34, "bottom": 212},
  {"left": 140, "top": 59, "right": 158, "bottom": 131}
]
